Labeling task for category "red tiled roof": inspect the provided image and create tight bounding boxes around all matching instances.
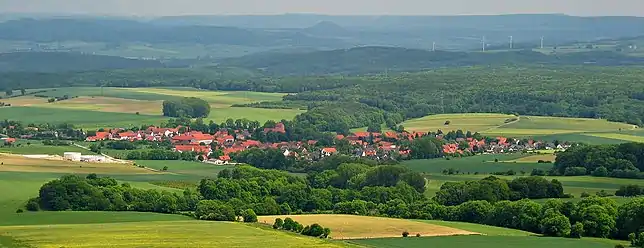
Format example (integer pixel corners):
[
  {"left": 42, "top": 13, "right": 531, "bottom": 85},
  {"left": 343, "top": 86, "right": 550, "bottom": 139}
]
[
  {"left": 384, "top": 132, "right": 398, "bottom": 139},
  {"left": 219, "top": 155, "right": 231, "bottom": 161},
  {"left": 242, "top": 140, "right": 261, "bottom": 147},
  {"left": 172, "top": 135, "right": 195, "bottom": 141},
  {"left": 307, "top": 140, "right": 318, "bottom": 145},
  {"left": 322, "top": 147, "right": 337, "bottom": 154},
  {"left": 2, "top": 138, "right": 16, "bottom": 143},
  {"left": 353, "top": 132, "right": 370, "bottom": 138},
  {"left": 224, "top": 146, "right": 246, "bottom": 155},
  {"left": 336, "top": 134, "right": 345, "bottom": 140},
  {"left": 174, "top": 145, "right": 211, "bottom": 154}
]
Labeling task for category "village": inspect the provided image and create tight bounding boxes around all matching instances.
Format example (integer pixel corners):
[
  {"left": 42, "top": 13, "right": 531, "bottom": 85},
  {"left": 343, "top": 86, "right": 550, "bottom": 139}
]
[{"left": 71, "top": 122, "right": 573, "bottom": 165}]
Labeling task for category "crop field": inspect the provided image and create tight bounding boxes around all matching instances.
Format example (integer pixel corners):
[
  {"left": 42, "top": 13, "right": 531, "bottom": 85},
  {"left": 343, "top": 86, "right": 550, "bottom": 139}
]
[
  {"left": 403, "top": 154, "right": 553, "bottom": 174},
  {"left": 351, "top": 235, "right": 618, "bottom": 248},
  {"left": 401, "top": 113, "right": 515, "bottom": 133},
  {"left": 0, "top": 153, "right": 155, "bottom": 175},
  {"left": 506, "top": 153, "right": 556, "bottom": 163},
  {"left": 0, "top": 221, "right": 351, "bottom": 248},
  {"left": 257, "top": 214, "right": 477, "bottom": 239},
  {"left": 0, "top": 87, "right": 303, "bottom": 127}
]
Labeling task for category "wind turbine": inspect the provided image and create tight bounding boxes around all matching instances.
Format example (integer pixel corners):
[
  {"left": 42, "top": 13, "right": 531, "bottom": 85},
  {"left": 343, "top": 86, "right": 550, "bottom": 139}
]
[
  {"left": 432, "top": 42, "right": 436, "bottom": 52},
  {"left": 540, "top": 36, "right": 545, "bottom": 49},
  {"left": 482, "top": 36, "right": 486, "bottom": 52},
  {"left": 509, "top": 36, "right": 514, "bottom": 49}
]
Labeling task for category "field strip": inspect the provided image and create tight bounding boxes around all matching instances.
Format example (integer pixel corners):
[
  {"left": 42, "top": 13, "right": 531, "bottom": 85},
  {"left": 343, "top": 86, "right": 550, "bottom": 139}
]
[
  {"left": 258, "top": 214, "right": 478, "bottom": 239},
  {"left": 480, "top": 116, "right": 521, "bottom": 133},
  {"left": 584, "top": 133, "right": 644, "bottom": 143}
]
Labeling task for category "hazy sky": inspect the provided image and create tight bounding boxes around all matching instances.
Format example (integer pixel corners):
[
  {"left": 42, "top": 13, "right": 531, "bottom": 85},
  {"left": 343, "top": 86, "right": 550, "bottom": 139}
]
[{"left": 1, "top": 0, "right": 643, "bottom": 16}]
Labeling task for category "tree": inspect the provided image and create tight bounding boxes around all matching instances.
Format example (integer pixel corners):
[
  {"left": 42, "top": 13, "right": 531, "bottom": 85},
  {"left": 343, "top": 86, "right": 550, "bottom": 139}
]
[
  {"left": 162, "top": 97, "right": 210, "bottom": 118},
  {"left": 273, "top": 218, "right": 284, "bottom": 229},
  {"left": 409, "top": 137, "right": 442, "bottom": 159},
  {"left": 195, "top": 200, "right": 236, "bottom": 221},
  {"left": 540, "top": 210, "right": 572, "bottom": 237},
  {"left": 241, "top": 209, "right": 258, "bottom": 223},
  {"left": 617, "top": 198, "right": 644, "bottom": 239},
  {"left": 366, "top": 123, "right": 382, "bottom": 133}
]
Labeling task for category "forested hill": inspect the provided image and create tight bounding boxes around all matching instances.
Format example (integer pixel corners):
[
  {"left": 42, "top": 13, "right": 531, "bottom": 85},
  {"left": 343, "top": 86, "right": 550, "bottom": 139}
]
[
  {"left": 220, "top": 47, "right": 644, "bottom": 75},
  {"left": 0, "top": 52, "right": 165, "bottom": 72}
]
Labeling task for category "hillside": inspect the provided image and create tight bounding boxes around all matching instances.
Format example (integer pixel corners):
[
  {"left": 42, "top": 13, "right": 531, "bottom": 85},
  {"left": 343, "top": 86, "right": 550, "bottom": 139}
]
[
  {"left": 0, "top": 52, "right": 164, "bottom": 72},
  {"left": 221, "top": 47, "right": 644, "bottom": 75}
]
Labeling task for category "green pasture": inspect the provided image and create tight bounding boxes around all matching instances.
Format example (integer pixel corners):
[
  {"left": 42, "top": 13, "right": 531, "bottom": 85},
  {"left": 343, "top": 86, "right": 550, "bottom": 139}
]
[
  {"left": 485, "top": 116, "right": 634, "bottom": 137},
  {"left": 351, "top": 235, "right": 619, "bottom": 248}
]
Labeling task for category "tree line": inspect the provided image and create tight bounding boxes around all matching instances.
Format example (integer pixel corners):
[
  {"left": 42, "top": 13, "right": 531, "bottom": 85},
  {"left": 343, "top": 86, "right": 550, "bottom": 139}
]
[
  {"left": 554, "top": 142, "right": 644, "bottom": 179},
  {"left": 27, "top": 165, "right": 644, "bottom": 242}
]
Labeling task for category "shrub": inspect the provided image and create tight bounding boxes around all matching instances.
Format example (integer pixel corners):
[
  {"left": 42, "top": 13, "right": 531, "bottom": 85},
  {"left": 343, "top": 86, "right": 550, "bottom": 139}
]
[
  {"left": 564, "top": 167, "right": 587, "bottom": 176},
  {"left": 301, "top": 223, "right": 325, "bottom": 237},
  {"left": 25, "top": 198, "right": 40, "bottom": 211},
  {"left": 162, "top": 166, "right": 168, "bottom": 171},
  {"left": 580, "top": 192, "right": 591, "bottom": 198},
  {"left": 15, "top": 209, "right": 23, "bottom": 213},
  {"left": 615, "top": 245, "right": 625, "bottom": 248},
  {"left": 416, "top": 233, "right": 421, "bottom": 237},
  {"left": 241, "top": 209, "right": 258, "bottom": 223},
  {"left": 323, "top": 228, "right": 331, "bottom": 238},
  {"left": 592, "top": 167, "right": 609, "bottom": 177},
  {"left": 273, "top": 218, "right": 284, "bottom": 229},
  {"left": 402, "top": 231, "right": 410, "bottom": 237}
]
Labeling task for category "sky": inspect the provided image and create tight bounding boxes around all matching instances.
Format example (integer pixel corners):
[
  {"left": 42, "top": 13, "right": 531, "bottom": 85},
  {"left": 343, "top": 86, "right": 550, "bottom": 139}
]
[{"left": 1, "top": 0, "right": 643, "bottom": 17}]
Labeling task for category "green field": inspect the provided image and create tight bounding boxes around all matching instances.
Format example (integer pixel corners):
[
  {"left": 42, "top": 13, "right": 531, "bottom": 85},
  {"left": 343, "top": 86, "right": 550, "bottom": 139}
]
[
  {"left": 401, "top": 113, "right": 515, "bottom": 133},
  {"left": 415, "top": 220, "right": 535, "bottom": 236},
  {"left": 1, "top": 87, "right": 304, "bottom": 128},
  {"left": 402, "top": 154, "right": 552, "bottom": 174},
  {"left": 351, "top": 235, "right": 618, "bottom": 248},
  {"left": 399, "top": 113, "right": 639, "bottom": 144}
]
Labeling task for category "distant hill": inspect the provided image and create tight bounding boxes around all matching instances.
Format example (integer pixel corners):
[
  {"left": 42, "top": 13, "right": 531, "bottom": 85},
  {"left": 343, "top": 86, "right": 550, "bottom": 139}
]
[
  {"left": 0, "top": 18, "right": 347, "bottom": 48},
  {"left": 0, "top": 52, "right": 164, "bottom": 72},
  {"left": 302, "top": 21, "right": 349, "bottom": 36},
  {"left": 221, "top": 46, "right": 644, "bottom": 75}
]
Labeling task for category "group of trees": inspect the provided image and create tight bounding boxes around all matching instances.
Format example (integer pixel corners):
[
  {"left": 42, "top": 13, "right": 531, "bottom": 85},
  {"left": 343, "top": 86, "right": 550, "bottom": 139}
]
[
  {"left": 272, "top": 218, "right": 331, "bottom": 238},
  {"left": 434, "top": 176, "right": 566, "bottom": 206},
  {"left": 33, "top": 174, "right": 200, "bottom": 213},
  {"left": 125, "top": 149, "right": 200, "bottom": 161},
  {"left": 554, "top": 142, "right": 644, "bottom": 179},
  {"left": 29, "top": 166, "right": 644, "bottom": 242},
  {"left": 162, "top": 97, "right": 211, "bottom": 118}
]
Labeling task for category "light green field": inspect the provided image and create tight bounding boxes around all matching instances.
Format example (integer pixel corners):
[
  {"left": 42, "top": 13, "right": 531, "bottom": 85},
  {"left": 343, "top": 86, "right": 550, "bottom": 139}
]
[
  {"left": 1, "top": 87, "right": 303, "bottom": 128},
  {"left": 586, "top": 133, "right": 644, "bottom": 143},
  {"left": 401, "top": 113, "right": 516, "bottom": 133},
  {"left": 0, "top": 144, "right": 89, "bottom": 156},
  {"left": 0, "top": 221, "right": 351, "bottom": 248},
  {"left": 403, "top": 154, "right": 552, "bottom": 174},
  {"left": 351, "top": 235, "right": 619, "bottom": 248},
  {"left": 485, "top": 116, "right": 635, "bottom": 137}
]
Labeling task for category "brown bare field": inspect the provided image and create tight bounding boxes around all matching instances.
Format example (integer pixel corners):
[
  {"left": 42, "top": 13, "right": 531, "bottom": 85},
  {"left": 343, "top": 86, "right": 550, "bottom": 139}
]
[
  {"left": 0, "top": 153, "right": 158, "bottom": 174},
  {"left": 257, "top": 214, "right": 478, "bottom": 239}
]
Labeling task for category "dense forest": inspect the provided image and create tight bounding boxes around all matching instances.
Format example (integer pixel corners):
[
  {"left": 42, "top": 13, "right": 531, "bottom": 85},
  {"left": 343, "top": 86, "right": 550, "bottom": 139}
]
[{"left": 30, "top": 166, "right": 644, "bottom": 241}]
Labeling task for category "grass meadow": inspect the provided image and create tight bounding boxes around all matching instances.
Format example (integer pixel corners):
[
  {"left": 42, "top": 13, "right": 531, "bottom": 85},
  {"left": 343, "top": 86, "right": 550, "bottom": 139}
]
[
  {"left": 402, "top": 154, "right": 553, "bottom": 174},
  {"left": 401, "top": 113, "right": 515, "bottom": 133}
]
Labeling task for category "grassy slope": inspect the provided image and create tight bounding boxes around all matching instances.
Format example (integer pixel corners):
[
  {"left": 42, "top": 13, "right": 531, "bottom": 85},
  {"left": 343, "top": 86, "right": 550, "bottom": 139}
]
[
  {"left": 351, "top": 236, "right": 616, "bottom": 248},
  {"left": 0, "top": 144, "right": 89, "bottom": 156}
]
